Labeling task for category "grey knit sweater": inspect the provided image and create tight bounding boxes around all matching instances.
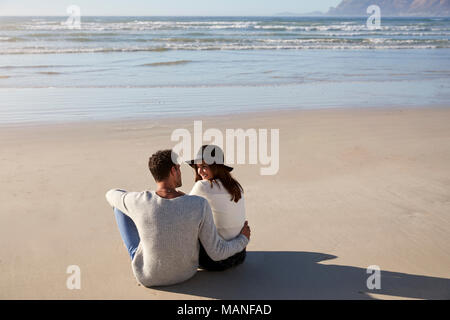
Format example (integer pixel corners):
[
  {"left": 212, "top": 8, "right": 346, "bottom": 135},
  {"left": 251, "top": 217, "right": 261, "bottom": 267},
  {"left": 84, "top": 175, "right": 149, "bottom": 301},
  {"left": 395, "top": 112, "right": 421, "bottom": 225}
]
[{"left": 105, "top": 189, "right": 249, "bottom": 287}]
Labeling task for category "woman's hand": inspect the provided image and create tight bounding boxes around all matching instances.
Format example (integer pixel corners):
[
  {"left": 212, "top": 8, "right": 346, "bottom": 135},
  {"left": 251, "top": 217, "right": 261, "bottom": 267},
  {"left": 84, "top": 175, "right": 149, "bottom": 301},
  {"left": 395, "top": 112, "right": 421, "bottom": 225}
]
[{"left": 240, "top": 221, "right": 251, "bottom": 240}]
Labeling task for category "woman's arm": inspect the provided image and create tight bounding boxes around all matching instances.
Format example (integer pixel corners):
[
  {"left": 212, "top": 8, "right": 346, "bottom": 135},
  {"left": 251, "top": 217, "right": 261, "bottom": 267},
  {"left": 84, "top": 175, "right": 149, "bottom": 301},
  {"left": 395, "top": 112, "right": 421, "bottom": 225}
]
[{"left": 189, "top": 181, "right": 207, "bottom": 197}]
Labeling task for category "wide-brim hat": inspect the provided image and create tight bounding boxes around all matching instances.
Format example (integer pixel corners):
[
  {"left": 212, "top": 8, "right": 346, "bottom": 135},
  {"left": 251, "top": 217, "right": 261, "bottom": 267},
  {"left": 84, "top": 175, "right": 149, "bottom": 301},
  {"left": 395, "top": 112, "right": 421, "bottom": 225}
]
[{"left": 186, "top": 144, "right": 233, "bottom": 172}]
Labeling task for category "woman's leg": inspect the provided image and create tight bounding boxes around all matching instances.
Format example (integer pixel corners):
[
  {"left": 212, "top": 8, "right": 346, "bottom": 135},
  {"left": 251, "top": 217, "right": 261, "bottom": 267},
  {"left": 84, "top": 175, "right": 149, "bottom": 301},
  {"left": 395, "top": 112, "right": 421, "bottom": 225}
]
[
  {"left": 198, "top": 242, "right": 246, "bottom": 271},
  {"left": 113, "top": 208, "right": 140, "bottom": 260}
]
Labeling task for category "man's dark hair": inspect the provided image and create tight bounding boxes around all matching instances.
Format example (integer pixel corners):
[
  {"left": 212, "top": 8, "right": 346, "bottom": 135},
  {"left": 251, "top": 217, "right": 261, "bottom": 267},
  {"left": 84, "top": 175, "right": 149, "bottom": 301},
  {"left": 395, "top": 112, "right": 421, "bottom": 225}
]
[{"left": 148, "top": 149, "right": 176, "bottom": 182}]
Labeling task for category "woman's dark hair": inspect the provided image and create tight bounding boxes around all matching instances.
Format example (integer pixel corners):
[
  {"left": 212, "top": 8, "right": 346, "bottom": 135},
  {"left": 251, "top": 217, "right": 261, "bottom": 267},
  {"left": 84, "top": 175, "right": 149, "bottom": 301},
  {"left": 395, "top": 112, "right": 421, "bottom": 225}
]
[{"left": 194, "top": 164, "right": 243, "bottom": 202}]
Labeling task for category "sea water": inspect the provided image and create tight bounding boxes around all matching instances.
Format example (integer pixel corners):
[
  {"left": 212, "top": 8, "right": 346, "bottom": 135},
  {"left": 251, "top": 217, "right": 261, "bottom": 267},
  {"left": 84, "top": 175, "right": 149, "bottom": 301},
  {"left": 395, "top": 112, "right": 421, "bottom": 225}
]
[{"left": 0, "top": 16, "right": 449, "bottom": 124}]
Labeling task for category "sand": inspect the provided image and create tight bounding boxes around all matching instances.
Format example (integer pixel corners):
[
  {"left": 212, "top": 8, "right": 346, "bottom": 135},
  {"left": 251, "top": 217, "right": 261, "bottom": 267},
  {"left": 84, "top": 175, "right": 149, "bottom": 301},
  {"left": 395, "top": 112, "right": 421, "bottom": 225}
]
[{"left": 0, "top": 106, "right": 449, "bottom": 300}]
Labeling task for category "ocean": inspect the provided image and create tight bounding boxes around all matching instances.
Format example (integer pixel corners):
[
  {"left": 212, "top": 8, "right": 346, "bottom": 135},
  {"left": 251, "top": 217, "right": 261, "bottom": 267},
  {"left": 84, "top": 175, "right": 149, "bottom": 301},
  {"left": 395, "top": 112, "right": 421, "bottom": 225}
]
[{"left": 0, "top": 16, "right": 449, "bottom": 124}]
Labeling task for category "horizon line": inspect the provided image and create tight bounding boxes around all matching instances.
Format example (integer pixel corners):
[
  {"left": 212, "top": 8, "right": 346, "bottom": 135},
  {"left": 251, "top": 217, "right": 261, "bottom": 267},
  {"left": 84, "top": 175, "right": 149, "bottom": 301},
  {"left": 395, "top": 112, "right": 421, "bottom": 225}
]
[{"left": 1, "top": 14, "right": 448, "bottom": 17}]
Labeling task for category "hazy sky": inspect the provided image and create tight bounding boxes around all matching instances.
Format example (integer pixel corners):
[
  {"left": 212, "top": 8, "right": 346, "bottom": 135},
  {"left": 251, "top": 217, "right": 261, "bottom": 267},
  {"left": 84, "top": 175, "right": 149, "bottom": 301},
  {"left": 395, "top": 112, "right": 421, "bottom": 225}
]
[{"left": 0, "top": 0, "right": 342, "bottom": 16}]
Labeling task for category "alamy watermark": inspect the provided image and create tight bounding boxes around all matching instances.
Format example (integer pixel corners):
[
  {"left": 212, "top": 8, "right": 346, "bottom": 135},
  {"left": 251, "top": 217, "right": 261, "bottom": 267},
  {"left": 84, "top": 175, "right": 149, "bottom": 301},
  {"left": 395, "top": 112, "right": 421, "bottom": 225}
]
[
  {"left": 367, "top": 5, "right": 381, "bottom": 30},
  {"left": 366, "top": 265, "right": 381, "bottom": 290},
  {"left": 171, "top": 121, "right": 279, "bottom": 176},
  {"left": 63, "top": 5, "right": 81, "bottom": 29},
  {"left": 66, "top": 265, "right": 81, "bottom": 290}
]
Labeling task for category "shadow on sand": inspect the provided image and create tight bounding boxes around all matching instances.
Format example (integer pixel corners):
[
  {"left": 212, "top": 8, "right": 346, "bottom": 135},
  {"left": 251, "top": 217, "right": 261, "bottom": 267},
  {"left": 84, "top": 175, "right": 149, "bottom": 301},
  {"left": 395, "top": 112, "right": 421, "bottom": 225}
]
[{"left": 153, "top": 251, "right": 450, "bottom": 299}]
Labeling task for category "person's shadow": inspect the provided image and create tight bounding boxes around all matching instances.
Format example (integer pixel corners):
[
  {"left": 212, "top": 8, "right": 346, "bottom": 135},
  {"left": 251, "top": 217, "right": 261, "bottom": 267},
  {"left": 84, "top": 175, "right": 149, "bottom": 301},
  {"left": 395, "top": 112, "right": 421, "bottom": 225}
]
[{"left": 153, "top": 251, "right": 450, "bottom": 299}]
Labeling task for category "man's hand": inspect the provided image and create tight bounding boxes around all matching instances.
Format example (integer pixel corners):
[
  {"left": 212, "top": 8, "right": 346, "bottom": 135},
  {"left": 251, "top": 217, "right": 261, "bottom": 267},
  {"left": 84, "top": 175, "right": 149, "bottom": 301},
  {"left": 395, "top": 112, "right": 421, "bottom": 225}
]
[{"left": 240, "top": 221, "right": 251, "bottom": 240}]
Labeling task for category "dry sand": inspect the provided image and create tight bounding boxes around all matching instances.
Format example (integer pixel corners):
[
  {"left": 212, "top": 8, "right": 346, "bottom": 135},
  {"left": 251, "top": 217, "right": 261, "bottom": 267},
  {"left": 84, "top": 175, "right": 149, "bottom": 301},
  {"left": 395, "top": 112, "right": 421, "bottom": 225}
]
[{"left": 0, "top": 106, "right": 449, "bottom": 299}]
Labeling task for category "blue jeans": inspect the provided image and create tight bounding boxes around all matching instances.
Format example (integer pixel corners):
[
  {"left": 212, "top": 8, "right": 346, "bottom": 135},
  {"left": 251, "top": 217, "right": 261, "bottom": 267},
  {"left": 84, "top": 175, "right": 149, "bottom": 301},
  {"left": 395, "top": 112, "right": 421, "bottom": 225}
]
[{"left": 113, "top": 208, "right": 140, "bottom": 260}]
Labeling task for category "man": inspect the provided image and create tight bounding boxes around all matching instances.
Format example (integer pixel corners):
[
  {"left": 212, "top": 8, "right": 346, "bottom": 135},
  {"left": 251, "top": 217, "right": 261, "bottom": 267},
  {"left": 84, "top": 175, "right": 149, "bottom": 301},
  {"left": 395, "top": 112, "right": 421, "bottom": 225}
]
[{"left": 105, "top": 149, "right": 251, "bottom": 287}]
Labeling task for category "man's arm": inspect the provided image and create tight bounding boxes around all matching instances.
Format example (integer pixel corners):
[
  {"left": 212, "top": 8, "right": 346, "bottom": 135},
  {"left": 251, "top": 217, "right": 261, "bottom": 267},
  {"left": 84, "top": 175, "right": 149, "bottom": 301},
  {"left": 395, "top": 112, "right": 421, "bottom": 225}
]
[
  {"left": 198, "top": 200, "right": 250, "bottom": 261},
  {"left": 105, "top": 189, "right": 131, "bottom": 216}
]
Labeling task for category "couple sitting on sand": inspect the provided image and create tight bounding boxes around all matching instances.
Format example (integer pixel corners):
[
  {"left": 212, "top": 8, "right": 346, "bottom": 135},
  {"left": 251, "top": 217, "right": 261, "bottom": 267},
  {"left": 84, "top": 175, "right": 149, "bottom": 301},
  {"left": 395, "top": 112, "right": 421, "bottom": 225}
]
[{"left": 105, "top": 145, "right": 251, "bottom": 287}]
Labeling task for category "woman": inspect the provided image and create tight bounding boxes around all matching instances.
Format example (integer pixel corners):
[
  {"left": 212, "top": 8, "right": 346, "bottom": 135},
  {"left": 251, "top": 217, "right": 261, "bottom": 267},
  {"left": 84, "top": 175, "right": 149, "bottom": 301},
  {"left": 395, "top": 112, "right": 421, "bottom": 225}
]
[{"left": 187, "top": 145, "right": 247, "bottom": 271}]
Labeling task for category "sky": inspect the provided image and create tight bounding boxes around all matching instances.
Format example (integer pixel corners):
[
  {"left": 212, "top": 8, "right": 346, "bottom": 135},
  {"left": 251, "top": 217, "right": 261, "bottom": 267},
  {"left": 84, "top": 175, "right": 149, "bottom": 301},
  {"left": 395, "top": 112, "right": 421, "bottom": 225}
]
[{"left": 0, "top": 0, "right": 342, "bottom": 16}]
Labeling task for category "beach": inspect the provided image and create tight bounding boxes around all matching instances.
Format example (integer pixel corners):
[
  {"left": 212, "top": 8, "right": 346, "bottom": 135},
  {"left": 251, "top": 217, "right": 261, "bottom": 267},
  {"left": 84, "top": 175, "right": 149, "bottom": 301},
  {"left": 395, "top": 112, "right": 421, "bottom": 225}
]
[
  {"left": 1, "top": 106, "right": 449, "bottom": 299},
  {"left": 1, "top": 15, "right": 450, "bottom": 300}
]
